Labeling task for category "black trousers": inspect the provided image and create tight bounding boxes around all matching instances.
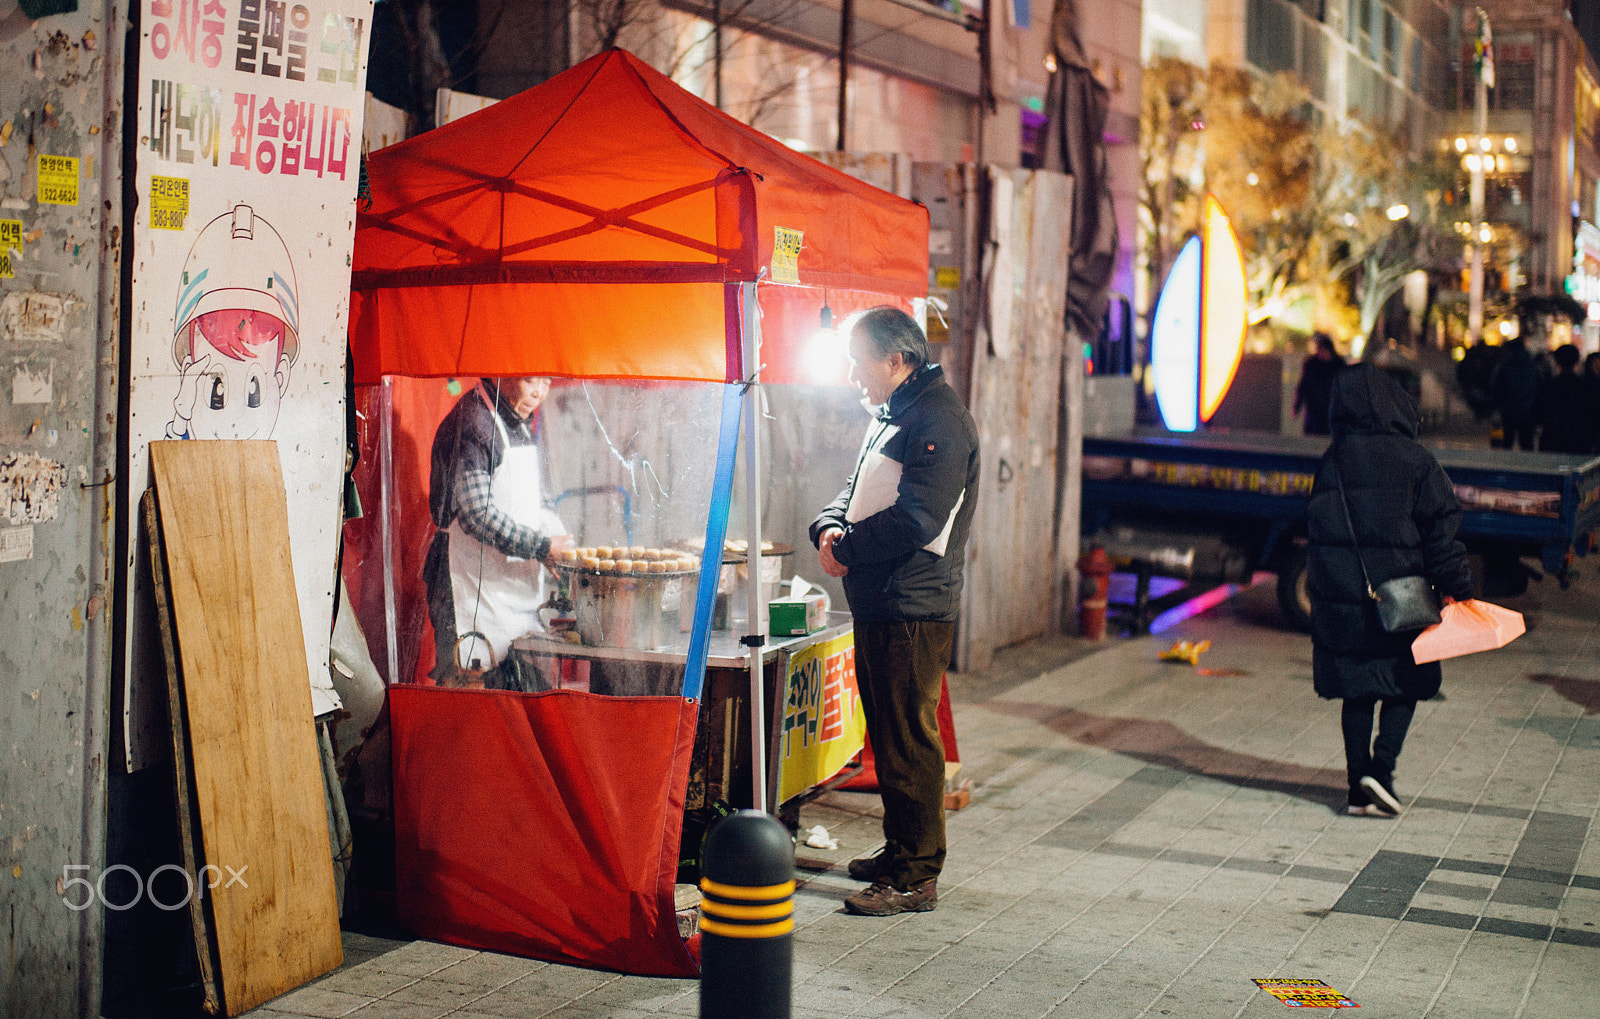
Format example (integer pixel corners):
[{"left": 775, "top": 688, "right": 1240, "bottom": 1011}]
[
  {"left": 1340, "top": 695, "right": 1417, "bottom": 793},
  {"left": 1495, "top": 417, "right": 1537, "bottom": 451},
  {"left": 853, "top": 619, "right": 953, "bottom": 890}
]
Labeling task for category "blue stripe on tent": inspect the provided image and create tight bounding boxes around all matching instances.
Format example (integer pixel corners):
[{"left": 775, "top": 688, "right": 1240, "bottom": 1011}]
[{"left": 682, "top": 382, "right": 743, "bottom": 703}]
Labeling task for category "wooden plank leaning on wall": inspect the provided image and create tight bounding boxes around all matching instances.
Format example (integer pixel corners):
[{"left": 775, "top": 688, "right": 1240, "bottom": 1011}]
[{"left": 149, "top": 440, "right": 341, "bottom": 1016}]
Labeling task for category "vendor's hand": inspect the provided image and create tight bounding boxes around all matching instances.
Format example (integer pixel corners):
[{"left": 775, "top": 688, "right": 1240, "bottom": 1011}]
[
  {"left": 544, "top": 533, "right": 575, "bottom": 561},
  {"left": 1441, "top": 595, "right": 1457, "bottom": 606},
  {"left": 819, "top": 527, "right": 848, "bottom": 577}
]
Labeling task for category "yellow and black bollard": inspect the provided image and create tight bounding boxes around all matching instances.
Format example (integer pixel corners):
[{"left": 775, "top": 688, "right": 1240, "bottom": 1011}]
[{"left": 699, "top": 809, "right": 794, "bottom": 1019}]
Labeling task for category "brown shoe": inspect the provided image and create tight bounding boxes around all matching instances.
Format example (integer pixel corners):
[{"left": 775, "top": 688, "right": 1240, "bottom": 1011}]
[
  {"left": 846, "top": 855, "right": 882, "bottom": 882},
  {"left": 843, "top": 880, "right": 937, "bottom": 916}
]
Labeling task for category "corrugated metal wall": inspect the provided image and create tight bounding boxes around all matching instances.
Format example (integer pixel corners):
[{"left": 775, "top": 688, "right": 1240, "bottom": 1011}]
[{"left": 0, "top": 2, "right": 124, "bottom": 1016}]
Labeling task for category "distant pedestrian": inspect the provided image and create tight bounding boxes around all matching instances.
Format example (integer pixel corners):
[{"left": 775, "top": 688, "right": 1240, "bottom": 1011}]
[
  {"left": 1584, "top": 353, "right": 1600, "bottom": 452},
  {"left": 1307, "top": 365, "right": 1473, "bottom": 817},
  {"left": 1293, "top": 333, "right": 1345, "bottom": 435},
  {"left": 1491, "top": 336, "right": 1539, "bottom": 450},
  {"left": 1538, "top": 344, "right": 1591, "bottom": 454}
]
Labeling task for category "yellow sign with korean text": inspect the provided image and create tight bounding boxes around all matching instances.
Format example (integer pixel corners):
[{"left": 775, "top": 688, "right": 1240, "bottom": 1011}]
[
  {"left": 772, "top": 226, "right": 803, "bottom": 285},
  {"left": 1253, "top": 979, "right": 1359, "bottom": 1008},
  {"left": 777, "top": 631, "right": 865, "bottom": 804},
  {"left": 0, "top": 220, "right": 20, "bottom": 278},
  {"left": 37, "top": 155, "right": 79, "bottom": 206},
  {"left": 149, "top": 175, "right": 190, "bottom": 230}
]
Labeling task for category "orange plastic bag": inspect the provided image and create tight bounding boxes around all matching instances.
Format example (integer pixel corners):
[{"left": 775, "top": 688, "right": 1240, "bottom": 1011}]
[{"left": 1411, "top": 599, "right": 1525, "bottom": 664}]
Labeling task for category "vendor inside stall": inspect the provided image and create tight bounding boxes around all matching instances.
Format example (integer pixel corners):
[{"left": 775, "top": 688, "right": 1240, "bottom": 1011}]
[{"left": 424, "top": 375, "right": 574, "bottom": 690}]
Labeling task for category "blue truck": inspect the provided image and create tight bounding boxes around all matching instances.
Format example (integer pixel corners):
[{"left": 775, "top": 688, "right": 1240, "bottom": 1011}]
[{"left": 1081, "top": 429, "right": 1600, "bottom": 631}]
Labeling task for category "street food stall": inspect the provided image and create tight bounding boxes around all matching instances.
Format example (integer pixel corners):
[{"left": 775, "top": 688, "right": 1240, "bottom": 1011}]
[{"left": 343, "top": 49, "right": 928, "bottom": 975}]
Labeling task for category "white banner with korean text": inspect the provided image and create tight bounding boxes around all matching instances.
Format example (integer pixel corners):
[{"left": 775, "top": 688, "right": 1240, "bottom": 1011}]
[{"left": 123, "top": 0, "right": 374, "bottom": 766}]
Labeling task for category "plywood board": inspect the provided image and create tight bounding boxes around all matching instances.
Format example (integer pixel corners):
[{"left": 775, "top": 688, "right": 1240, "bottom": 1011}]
[
  {"left": 141, "top": 490, "right": 222, "bottom": 1014},
  {"left": 957, "top": 170, "right": 1074, "bottom": 672},
  {"left": 149, "top": 440, "right": 342, "bottom": 1015}
]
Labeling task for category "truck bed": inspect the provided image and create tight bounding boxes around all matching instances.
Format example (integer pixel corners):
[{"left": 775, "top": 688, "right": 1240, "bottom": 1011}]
[{"left": 1084, "top": 429, "right": 1600, "bottom": 574}]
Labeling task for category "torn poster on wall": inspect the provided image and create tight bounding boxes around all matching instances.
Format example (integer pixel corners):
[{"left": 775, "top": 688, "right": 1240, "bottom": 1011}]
[
  {"left": 0, "top": 524, "right": 33, "bottom": 563},
  {"left": 0, "top": 291, "right": 79, "bottom": 344},
  {"left": 1, "top": 452, "right": 68, "bottom": 524},
  {"left": 13, "top": 363, "right": 53, "bottom": 404}
]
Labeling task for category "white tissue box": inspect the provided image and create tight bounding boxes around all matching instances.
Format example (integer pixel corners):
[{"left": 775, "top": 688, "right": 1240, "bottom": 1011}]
[{"left": 769, "top": 592, "right": 827, "bottom": 636}]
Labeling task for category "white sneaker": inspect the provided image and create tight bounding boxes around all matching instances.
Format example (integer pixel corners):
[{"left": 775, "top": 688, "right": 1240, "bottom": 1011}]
[{"left": 1360, "top": 775, "right": 1403, "bottom": 816}]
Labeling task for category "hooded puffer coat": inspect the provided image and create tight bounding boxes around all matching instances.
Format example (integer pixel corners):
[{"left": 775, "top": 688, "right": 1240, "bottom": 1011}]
[{"left": 1307, "top": 365, "right": 1473, "bottom": 700}]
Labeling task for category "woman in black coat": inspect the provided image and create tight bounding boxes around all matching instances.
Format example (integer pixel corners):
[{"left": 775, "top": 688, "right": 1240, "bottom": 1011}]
[{"left": 1306, "top": 365, "right": 1473, "bottom": 817}]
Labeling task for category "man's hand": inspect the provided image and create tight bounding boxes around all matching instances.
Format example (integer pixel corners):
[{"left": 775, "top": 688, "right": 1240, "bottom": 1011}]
[{"left": 818, "top": 527, "right": 848, "bottom": 577}]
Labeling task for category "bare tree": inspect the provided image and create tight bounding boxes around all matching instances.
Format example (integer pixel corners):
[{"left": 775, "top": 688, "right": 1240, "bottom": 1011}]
[{"left": 383, "top": 0, "right": 508, "bottom": 133}]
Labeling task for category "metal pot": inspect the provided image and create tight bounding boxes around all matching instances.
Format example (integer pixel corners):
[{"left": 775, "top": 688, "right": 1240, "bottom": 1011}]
[{"left": 568, "top": 570, "right": 683, "bottom": 649}]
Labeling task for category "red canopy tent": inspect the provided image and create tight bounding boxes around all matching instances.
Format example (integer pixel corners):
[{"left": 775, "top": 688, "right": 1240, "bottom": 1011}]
[
  {"left": 348, "top": 49, "right": 927, "bottom": 975},
  {"left": 351, "top": 48, "right": 927, "bottom": 385}
]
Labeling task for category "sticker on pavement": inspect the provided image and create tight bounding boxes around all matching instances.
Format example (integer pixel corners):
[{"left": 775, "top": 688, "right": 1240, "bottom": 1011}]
[{"left": 1253, "top": 978, "right": 1360, "bottom": 1008}]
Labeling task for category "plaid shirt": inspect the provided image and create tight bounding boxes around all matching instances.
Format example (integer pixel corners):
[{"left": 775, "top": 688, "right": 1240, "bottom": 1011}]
[
  {"left": 451, "top": 461, "right": 549, "bottom": 560},
  {"left": 430, "top": 381, "right": 552, "bottom": 561}
]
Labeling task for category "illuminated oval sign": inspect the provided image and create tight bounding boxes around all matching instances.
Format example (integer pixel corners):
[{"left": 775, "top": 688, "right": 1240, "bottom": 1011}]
[{"left": 1151, "top": 196, "right": 1247, "bottom": 432}]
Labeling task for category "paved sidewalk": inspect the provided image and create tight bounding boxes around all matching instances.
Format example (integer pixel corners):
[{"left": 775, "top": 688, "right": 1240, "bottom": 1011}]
[{"left": 247, "top": 580, "right": 1598, "bottom": 1019}]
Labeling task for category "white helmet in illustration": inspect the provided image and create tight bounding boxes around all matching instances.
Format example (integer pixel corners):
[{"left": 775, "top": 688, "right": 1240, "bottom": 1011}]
[{"left": 171, "top": 204, "right": 300, "bottom": 368}]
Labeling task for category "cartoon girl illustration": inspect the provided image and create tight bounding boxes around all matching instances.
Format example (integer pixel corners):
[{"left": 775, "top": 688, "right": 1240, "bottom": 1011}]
[{"left": 166, "top": 204, "right": 300, "bottom": 439}]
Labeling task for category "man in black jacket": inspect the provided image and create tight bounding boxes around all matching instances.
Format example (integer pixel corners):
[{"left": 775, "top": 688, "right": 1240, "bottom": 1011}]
[{"left": 811, "top": 307, "right": 980, "bottom": 916}]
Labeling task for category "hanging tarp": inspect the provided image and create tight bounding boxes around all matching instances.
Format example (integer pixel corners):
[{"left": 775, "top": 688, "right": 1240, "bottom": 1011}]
[
  {"left": 350, "top": 48, "right": 928, "bottom": 384},
  {"left": 391, "top": 686, "right": 699, "bottom": 975}
]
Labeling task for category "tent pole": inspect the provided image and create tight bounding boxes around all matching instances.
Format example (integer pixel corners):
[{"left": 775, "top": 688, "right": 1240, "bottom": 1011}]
[
  {"left": 740, "top": 281, "right": 769, "bottom": 814},
  {"left": 379, "top": 376, "right": 399, "bottom": 685}
]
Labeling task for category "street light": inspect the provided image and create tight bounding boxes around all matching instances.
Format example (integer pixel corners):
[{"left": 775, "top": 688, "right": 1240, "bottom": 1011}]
[
  {"left": 1387, "top": 204, "right": 1410, "bottom": 221},
  {"left": 1504, "top": 137, "right": 1518, "bottom": 153},
  {"left": 1455, "top": 137, "right": 1468, "bottom": 152},
  {"left": 1479, "top": 225, "right": 1492, "bottom": 243}
]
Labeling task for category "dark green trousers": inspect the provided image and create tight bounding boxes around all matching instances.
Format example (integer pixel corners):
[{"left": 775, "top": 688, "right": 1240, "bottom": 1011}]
[{"left": 854, "top": 619, "right": 952, "bottom": 890}]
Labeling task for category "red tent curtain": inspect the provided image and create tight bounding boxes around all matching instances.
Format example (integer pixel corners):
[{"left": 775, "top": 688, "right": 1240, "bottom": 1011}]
[{"left": 391, "top": 686, "right": 700, "bottom": 976}]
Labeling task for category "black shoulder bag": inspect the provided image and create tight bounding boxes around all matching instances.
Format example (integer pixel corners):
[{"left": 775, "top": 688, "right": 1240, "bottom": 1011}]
[{"left": 1330, "top": 459, "right": 1442, "bottom": 633}]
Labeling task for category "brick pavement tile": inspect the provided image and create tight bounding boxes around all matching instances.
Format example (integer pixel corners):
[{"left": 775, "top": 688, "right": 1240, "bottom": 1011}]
[
  {"left": 381, "top": 977, "right": 492, "bottom": 1010},
  {"left": 567, "top": 975, "right": 694, "bottom": 1011},
  {"left": 466, "top": 971, "right": 622, "bottom": 1016},
  {"left": 364, "top": 940, "right": 477, "bottom": 977},
  {"left": 519, "top": 1008, "right": 656, "bottom": 1019},
  {"left": 1424, "top": 924, "right": 1547, "bottom": 1018},
  {"left": 428, "top": 951, "right": 544, "bottom": 989},
  {"left": 311, "top": 962, "right": 420, "bottom": 999},
  {"left": 257, "top": 986, "right": 375, "bottom": 1018},
  {"left": 328, "top": 1001, "right": 451, "bottom": 1019},
  {"left": 1517, "top": 939, "right": 1595, "bottom": 1018},
  {"left": 1345, "top": 920, "right": 1473, "bottom": 1015}
]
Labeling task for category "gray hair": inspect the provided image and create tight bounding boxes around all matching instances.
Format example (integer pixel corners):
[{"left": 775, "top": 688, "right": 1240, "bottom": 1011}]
[{"left": 847, "top": 306, "right": 929, "bottom": 369}]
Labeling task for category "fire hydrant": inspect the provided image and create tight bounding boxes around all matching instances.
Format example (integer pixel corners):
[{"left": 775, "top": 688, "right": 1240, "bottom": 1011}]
[{"left": 1076, "top": 545, "right": 1114, "bottom": 640}]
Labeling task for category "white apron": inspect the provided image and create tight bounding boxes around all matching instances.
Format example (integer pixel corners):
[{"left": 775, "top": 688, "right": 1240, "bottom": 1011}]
[{"left": 447, "top": 394, "right": 555, "bottom": 670}]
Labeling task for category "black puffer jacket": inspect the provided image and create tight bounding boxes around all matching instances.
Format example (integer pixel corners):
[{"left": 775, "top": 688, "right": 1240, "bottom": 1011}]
[
  {"left": 1307, "top": 365, "right": 1472, "bottom": 700},
  {"left": 810, "top": 364, "right": 980, "bottom": 622}
]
